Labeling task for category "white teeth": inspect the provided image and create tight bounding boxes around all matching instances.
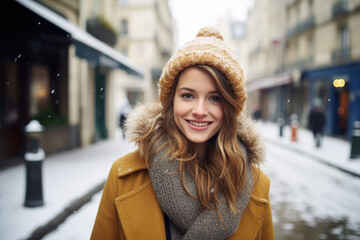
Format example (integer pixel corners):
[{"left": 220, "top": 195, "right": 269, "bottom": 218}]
[{"left": 189, "top": 121, "right": 209, "bottom": 127}]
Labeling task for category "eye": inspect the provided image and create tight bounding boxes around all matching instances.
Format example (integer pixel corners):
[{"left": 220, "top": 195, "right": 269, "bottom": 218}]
[
  {"left": 181, "top": 93, "right": 194, "bottom": 99},
  {"left": 209, "top": 95, "right": 221, "bottom": 102}
]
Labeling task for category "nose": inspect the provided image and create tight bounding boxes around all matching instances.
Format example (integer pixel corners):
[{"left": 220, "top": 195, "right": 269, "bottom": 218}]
[{"left": 192, "top": 99, "right": 208, "bottom": 116}]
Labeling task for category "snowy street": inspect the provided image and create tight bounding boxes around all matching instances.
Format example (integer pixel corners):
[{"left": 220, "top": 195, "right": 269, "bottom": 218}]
[
  {"left": 1, "top": 124, "right": 360, "bottom": 239},
  {"left": 0, "top": 129, "right": 136, "bottom": 240},
  {"left": 44, "top": 125, "right": 360, "bottom": 240},
  {"left": 43, "top": 191, "right": 102, "bottom": 240},
  {"left": 2, "top": 0, "right": 360, "bottom": 239},
  {"left": 263, "top": 141, "right": 360, "bottom": 240}
]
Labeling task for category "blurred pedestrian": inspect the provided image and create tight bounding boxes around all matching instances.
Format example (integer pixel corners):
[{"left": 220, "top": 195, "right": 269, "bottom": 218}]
[
  {"left": 91, "top": 27, "right": 274, "bottom": 240},
  {"left": 118, "top": 98, "right": 132, "bottom": 139},
  {"left": 308, "top": 98, "right": 326, "bottom": 148}
]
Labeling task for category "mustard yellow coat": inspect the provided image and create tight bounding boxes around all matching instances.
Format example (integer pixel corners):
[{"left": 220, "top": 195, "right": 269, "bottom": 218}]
[{"left": 91, "top": 150, "right": 274, "bottom": 240}]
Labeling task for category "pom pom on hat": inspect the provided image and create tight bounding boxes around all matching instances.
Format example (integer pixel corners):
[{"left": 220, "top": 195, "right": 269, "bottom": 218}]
[
  {"left": 196, "top": 27, "right": 224, "bottom": 41},
  {"left": 159, "top": 27, "right": 246, "bottom": 116}
]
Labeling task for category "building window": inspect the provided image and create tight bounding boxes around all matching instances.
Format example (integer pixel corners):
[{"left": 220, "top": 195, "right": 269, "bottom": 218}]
[
  {"left": 332, "top": 25, "right": 350, "bottom": 60},
  {"left": 339, "top": 25, "right": 349, "bottom": 52},
  {"left": 307, "top": 35, "right": 313, "bottom": 62},
  {"left": 30, "top": 65, "right": 50, "bottom": 117},
  {"left": 120, "top": 19, "right": 128, "bottom": 36},
  {"left": 332, "top": 0, "right": 348, "bottom": 18}
]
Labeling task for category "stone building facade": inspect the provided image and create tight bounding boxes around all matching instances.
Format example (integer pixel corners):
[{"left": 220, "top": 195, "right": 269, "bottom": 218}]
[
  {"left": 246, "top": 0, "right": 360, "bottom": 138},
  {"left": 0, "top": 0, "right": 173, "bottom": 167}
]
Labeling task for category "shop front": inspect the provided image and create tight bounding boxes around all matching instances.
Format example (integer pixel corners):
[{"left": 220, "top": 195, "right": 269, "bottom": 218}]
[
  {"left": 0, "top": 0, "right": 144, "bottom": 167},
  {"left": 302, "top": 61, "right": 360, "bottom": 139}
]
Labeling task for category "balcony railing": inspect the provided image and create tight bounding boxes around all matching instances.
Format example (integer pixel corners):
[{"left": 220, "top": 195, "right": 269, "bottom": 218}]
[
  {"left": 278, "top": 55, "right": 314, "bottom": 73},
  {"left": 286, "top": 16, "right": 315, "bottom": 39},
  {"left": 87, "top": 17, "right": 117, "bottom": 46},
  {"left": 332, "top": 0, "right": 348, "bottom": 18},
  {"left": 332, "top": 47, "right": 351, "bottom": 61}
]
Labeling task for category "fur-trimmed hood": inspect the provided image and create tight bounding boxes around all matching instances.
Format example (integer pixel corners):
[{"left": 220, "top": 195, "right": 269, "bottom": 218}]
[{"left": 125, "top": 102, "right": 266, "bottom": 165}]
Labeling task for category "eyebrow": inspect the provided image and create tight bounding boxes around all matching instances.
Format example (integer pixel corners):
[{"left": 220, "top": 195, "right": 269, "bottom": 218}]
[
  {"left": 178, "top": 87, "right": 219, "bottom": 94},
  {"left": 178, "top": 87, "right": 195, "bottom": 92}
]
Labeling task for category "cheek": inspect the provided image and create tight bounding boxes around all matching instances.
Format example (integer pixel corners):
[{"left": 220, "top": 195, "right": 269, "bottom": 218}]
[
  {"left": 173, "top": 99, "right": 184, "bottom": 125},
  {"left": 173, "top": 98, "right": 189, "bottom": 115},
  {"left": 215, "top": 105, "right": 224, "bottom": 122}
]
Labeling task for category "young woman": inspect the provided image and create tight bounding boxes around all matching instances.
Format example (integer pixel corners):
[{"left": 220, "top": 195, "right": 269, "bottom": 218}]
[{"left": 91, "top": 27, "right": 274, "bottom": 240}]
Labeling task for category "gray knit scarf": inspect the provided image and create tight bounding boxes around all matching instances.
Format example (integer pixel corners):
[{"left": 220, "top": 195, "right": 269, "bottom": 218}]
[{"left": 149, "top": 147, "right": 253, "bottom": 240}]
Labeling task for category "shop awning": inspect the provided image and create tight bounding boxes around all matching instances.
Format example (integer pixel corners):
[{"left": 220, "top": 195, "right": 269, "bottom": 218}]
[
  {"left": 16, "top": 0, "right": 145, "bottom": 78},
  {"left": 246, "top": 72, "right": 295, "bottom": 92}
]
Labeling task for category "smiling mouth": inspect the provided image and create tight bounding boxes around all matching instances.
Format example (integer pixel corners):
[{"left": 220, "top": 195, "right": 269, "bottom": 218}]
[{"left": 187, "top": 120, "right": 211, "bottom": 127}]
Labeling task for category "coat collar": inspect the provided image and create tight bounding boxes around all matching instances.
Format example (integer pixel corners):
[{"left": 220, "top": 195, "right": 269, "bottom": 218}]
[
  {"left": 114, "top": 151, "right": 166, "bottom": 239},
  {"left": 125, "top": 102, "right": 266, "bottom": 166},
  {"left": 116, "top": 150, "right": 147, "bottom": 177},
  {"left": 113, "top": 151, "right": 270, "bottom": 240},
  {"left": 115, "top": 180, "right": 166, "bottom": 239}
]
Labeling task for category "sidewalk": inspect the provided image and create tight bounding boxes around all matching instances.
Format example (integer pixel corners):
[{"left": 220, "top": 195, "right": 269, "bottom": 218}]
[
  {"left": 258, "top": 121, "right": 360, "bottom": 177},
  {"left": 0, "top": 131, "right": 136, "bottom": 240},
  {"left": 1, "top": 124, "right": 360, "bottom": 240}
]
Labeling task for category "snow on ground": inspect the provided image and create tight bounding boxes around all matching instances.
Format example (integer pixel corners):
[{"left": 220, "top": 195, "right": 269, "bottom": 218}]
[
  {"left": 258, "top": 121, "right": 360, "bottom": 176},
  {"left": 0, "top": 131, "right": 135, "bottom": 240},
  {"left": 1, "top": 123, "right": 360, "bottom": 239},
  {"left": 43, "top": 191, "right": 102, "bottom": 240},
  {"left": 262, "top": 141, "right": 360, "bottom": 233}
]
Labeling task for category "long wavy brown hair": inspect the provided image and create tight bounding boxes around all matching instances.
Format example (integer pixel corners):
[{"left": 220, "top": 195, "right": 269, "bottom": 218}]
[{"left": 135, "top": 65, "right": 249, "bottom": 216}]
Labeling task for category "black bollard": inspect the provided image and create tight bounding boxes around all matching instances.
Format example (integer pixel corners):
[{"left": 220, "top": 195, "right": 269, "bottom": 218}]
[
  {"left": 24, "top": 120, "right": 45, "bottom": 207},
  {"left": 278, "top": 117, "right": 285, "bottom": 137},
  {"left": 350, "top": 121, "right": 360, "bottom": 159}
]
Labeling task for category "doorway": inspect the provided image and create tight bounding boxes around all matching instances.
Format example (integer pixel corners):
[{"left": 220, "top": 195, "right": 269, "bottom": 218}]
[{"left": 94, "top": 67, "right": 107, "bottom": 141}]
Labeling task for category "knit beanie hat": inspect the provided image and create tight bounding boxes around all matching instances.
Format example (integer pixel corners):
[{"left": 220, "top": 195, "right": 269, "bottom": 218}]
[{"left": 159, "top": 27, "right": 247, "bottom": 116}]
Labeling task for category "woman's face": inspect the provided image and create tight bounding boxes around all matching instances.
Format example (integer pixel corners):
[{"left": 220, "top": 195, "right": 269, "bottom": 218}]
[{"left": 173, "top": 67, "right": 224, "bottom": 146}]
